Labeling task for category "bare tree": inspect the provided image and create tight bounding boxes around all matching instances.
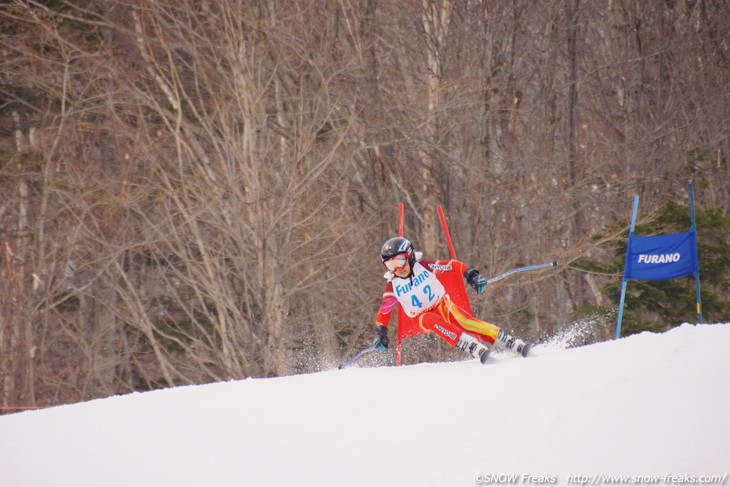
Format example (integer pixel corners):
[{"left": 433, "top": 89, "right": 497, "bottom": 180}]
[{"left": 1, "top": 0, "right": 728, "bottom": 406}]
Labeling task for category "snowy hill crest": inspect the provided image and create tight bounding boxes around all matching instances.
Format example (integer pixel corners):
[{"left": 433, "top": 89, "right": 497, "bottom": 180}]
[{"left": 1, "top": 323, "right": 729, "bottom": 487}]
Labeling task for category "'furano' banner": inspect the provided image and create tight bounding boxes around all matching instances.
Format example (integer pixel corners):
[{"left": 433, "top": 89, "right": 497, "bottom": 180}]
[{"left": 624, "top": 231, "right": 698, "bottom": 281}]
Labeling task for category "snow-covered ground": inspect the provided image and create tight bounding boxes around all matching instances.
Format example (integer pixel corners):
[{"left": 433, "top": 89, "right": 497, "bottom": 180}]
[{"left": 1, "top": 323, "right": 729, "bottom": 487}]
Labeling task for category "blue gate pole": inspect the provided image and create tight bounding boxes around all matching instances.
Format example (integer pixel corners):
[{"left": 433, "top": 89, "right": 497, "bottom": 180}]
[
  {"left": 614, "top": 280, "right": 629, "bottom": 340},
  {"left": 688, "top": 182, "right": 703, "bottom": 324},
  {"left": 615, "top": 195, "right": 640, "bottom": 340}
]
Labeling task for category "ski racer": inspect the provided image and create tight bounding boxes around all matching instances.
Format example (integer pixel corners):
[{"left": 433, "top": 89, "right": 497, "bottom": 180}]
[{"left": 373, "top": 237, "right": 532, "bottom": 363}]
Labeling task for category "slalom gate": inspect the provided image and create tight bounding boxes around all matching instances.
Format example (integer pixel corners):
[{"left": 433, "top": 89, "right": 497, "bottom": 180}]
[
  {"left": 615, "top": 182, "right": 702, "bottom": 339},
  {"left": 393, "top": 205, "right": 474, "bottom": 365}
]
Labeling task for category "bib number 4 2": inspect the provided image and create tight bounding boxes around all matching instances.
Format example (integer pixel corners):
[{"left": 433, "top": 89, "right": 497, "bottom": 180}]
[{"left": 411, "top": 285, "right": 436, "bottom": 309}]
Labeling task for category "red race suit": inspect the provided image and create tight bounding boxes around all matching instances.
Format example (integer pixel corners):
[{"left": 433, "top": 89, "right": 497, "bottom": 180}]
[{"left": 375, "top": 259, "right": 501, "bottom": 345}]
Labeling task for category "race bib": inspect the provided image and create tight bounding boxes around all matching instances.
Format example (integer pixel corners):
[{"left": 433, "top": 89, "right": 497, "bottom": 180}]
[{"left": 391, "top": 262, "right": 445, "bottom": 317}]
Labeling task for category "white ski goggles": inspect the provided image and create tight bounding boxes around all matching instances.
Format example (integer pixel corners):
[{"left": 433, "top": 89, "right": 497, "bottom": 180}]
[{"left": 384, "top": 254, "right": 408, "bottom": 271}]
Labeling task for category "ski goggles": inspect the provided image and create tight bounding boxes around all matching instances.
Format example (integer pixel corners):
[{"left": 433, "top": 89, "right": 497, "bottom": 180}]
[{"left": 384, "top": 254, "right": 409, "bottom": 271}]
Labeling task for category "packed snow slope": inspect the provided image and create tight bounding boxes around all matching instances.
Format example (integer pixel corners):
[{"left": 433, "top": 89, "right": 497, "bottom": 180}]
[{"left": 2, "top": 323, "right": 729, "bottom": 487}]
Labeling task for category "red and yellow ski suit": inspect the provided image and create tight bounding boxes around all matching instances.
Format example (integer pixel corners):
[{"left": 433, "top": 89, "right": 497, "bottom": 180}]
[{"left": 375, "top": 259, "right": 501, "bottom": 346}]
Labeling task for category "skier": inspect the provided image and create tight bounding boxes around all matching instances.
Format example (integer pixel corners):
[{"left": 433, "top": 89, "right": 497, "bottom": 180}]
[{"left": 372, "top": 237, "right": 532, "bottom": 363}]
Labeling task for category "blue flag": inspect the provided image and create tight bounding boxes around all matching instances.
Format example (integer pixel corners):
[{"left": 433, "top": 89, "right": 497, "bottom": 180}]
[{"left": 624, "top": 231, "right": 698, "bottom": 281}]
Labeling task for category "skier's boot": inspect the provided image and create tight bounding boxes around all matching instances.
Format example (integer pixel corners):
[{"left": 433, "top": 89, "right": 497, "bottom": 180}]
[
  {"left": 455, "top": 333, "right": 491, "bottom": 364},
  {"left": 495, "top": 330, "right": 532, "bottom": 358}
]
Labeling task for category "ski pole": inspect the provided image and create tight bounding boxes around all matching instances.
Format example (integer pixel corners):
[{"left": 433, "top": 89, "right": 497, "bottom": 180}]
[
  {"left": 485, "top": 261, "right": 558, "bottom": 285},
  {"left": 338, "top": 346, "right": 377, "bottom": 369}
]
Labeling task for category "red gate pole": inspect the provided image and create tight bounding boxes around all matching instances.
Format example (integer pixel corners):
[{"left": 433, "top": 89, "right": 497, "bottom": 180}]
[
  {"left": 398, "top": 203, "right": 404, "bottom": 237},
  {"left": 437, "top": 206, "right": 457, "bottom": 260},
  {"left": 396, "top": 203, "right": 404, "bottom": 366}
]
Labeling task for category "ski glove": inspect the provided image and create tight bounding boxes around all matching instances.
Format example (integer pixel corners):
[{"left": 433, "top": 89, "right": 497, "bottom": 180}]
[
  {"left": 373, "top": 325, "right": 389, "bottom": 351},
  {"left": 464, "top": 268, "right": 488, "bottom": 294}
]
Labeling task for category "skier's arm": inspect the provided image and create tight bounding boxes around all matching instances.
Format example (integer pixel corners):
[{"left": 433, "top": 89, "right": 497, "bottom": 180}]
[
  {"left": 422, "top": 259, "right": 486, "bottom": 293},
  {"left": 421, "top": 259, "right": 469, "bottom": 275},
  {"left": 375, "top": 281, "right": 396, "bottom": 327}
]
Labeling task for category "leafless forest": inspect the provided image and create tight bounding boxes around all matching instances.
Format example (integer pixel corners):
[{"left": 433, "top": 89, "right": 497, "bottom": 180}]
[{"left": 1, "top": 0, "right": 728, "bottom": 408}]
